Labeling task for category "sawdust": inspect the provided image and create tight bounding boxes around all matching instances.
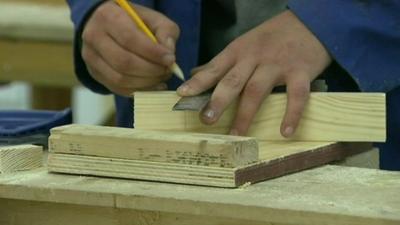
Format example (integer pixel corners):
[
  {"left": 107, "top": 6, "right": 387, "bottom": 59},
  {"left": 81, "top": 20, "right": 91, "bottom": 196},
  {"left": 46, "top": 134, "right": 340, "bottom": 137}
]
[{"left": 238, "top": 182, "right": 252, "bottom": 189}]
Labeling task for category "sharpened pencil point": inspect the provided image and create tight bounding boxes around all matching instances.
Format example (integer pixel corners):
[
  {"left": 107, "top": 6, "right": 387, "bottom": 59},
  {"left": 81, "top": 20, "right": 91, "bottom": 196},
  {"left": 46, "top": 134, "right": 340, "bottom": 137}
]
[{"left": 171, "top": 63, "right": 185, "bottom": 81}]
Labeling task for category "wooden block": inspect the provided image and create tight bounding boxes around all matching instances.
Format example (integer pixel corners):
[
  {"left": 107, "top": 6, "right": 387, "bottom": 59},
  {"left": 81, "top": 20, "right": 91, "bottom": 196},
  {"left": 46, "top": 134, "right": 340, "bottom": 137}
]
[
  {"left": 49, "top": 124, "right": 259, "bottom": 168},
  {"left": 48, "top": 142, "right": 370, "bottom": 187},
  {"left": 0, "top": 144, "right": 43, "bottom": 173},
  {"left": 134, "top": 91, "right": 386, "bottom": 142},
  {"left": 335, "top": 147, "right": 379, "bottom": 169}
]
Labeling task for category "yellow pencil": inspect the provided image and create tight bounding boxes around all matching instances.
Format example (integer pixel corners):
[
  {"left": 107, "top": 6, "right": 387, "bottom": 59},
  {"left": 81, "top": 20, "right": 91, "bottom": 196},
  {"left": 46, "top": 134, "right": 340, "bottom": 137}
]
[{"left": 114, "top": 0, "right": 185, "bottom": 81}]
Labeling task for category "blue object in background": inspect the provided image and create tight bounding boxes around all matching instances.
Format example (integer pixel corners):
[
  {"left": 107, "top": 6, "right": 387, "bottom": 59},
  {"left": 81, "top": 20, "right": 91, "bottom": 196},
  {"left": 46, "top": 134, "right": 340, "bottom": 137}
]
[{"left": 0, "top": 108, "right": 72, "bottom": 147}]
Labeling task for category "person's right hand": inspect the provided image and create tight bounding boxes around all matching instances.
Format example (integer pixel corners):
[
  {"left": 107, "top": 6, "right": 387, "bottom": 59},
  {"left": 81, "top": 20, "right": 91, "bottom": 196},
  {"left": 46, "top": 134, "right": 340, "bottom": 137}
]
[{"left": 81, "top": 1, "right": 180, "bottom": 96}]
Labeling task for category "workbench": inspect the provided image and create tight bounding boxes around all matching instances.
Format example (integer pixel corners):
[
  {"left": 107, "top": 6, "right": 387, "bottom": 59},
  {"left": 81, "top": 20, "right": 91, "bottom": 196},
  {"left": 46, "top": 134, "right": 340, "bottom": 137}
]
[{"left": 0, "top": 162, "right": 399, "bottom": 225}]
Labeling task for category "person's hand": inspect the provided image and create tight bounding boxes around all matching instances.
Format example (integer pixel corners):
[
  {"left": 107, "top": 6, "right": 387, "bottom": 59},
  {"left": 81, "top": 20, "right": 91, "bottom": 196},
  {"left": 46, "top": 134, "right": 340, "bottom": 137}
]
[
  {"left": 81, "top": 1, "right": 180, "bottom": 96},
  {"left": 177, "top": 10, "right": 331, "bottom": 137}
]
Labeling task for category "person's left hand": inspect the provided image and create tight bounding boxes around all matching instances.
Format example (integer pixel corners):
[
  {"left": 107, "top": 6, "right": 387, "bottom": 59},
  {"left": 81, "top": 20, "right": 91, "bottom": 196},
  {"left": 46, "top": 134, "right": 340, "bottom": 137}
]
[{"left": 177, "top": 10, "right": 332, "bottom": 137}]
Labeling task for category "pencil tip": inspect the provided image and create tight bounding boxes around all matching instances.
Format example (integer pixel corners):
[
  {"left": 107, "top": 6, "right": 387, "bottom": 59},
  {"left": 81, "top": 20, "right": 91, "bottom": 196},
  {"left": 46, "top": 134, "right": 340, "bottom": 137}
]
[{"left": 171, "top": 63, "right": 185, "bottom": 81}]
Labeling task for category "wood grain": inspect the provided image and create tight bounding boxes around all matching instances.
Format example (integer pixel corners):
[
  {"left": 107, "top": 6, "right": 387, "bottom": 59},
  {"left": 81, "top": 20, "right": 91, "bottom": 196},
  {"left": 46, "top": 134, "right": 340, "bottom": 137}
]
[
  {"left": 49, "top": 124, "right": 259, "bottom": 168},
  {"left": 134, "top": 91, "right": 386, "bottom": 142},
  {"left": 0, "top": 144, "right": 43, "bottom": 173},
  {"left": 47, "top": 142, "right": 370, "bottom": 187}
]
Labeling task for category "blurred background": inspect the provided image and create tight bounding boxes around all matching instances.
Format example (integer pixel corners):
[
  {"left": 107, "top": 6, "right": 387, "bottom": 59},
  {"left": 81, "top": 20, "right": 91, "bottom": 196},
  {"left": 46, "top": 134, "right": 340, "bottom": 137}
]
[{"left": 0, "top": 0, "right": 115, "bottom": 125}]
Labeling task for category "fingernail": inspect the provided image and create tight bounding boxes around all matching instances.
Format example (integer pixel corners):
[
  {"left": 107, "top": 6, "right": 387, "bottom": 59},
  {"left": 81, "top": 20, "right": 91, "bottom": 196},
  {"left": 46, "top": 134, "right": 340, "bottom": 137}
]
[
  {"left": 162, "top": 54, "right": 175, "bottom": 66},
  {"left": 203, "top": 108, "right": 215, "bottom": 120},
  {"left": 229, "top": 129, "right": 239, "bottom": 136},
  {"left": 177, "top": 84, "right": 189, "bottom": 95},
  {"left": 284, "top": 126, "right": 294, "bottom": 137},
  {"left": 166, "top": 37, "right": 175, "bottom": 52}
]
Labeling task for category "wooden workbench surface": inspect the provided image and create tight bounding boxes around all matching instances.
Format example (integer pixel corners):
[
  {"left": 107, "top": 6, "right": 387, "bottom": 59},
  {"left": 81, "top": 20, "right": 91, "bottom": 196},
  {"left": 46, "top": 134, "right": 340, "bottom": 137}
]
[{"left": 0, "top": 165, "right": 399, "bottom": 225}]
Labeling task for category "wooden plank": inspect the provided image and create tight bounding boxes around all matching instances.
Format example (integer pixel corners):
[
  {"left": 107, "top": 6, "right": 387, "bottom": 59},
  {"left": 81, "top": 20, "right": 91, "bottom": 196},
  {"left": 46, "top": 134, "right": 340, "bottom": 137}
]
[
  {"left": 49, "top": 124, "right": 259, "bottom": 168},
  {"left": 47, "top": 141, "right": 370, "bottom": 187},
  {"left": 48, "top": 153, "right": 236, "bottom": 187},
  {"left": 0, "top": 144, "right": 43, "bottom": 173},
  {"left": 0, "top": 2, "right": 73, "bottom": 42},
  {"left": 1, "top": 166, "right": 400, "bottom": 225},
  {"left": 134, "top": 91, "right": 386, "bottom": 142}
]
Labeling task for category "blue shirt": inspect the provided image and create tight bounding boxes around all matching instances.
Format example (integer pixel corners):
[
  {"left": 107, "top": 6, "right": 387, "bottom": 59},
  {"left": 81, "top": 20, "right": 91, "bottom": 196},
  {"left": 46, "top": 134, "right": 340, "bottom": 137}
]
[{"left": 67, "top": 0, "right": 400, "bottom": 170}]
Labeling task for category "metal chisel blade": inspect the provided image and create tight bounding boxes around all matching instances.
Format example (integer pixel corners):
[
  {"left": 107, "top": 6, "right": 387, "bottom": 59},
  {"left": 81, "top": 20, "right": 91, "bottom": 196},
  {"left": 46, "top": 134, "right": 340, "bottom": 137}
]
[{"left": 172, "top": 92, "right": 211, "bottom": 111}]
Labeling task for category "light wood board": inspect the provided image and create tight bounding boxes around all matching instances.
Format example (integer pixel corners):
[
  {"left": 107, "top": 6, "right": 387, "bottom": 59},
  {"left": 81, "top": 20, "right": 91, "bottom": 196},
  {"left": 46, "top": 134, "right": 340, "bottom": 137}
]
[
  {"left": 48, "top": 141, "right": 370, "bottom": 187},
  {"left": 134, "top": 91, "right": 386, "bottom": 142},
  {"left": 0, "top": 144, "right": 43, "bottom": 173},
  {"left": 1, "top": 166, "right": 400, "bottom": 225},
  {"left": 49, "top": 124, "right": 259, "bottom": 168}
]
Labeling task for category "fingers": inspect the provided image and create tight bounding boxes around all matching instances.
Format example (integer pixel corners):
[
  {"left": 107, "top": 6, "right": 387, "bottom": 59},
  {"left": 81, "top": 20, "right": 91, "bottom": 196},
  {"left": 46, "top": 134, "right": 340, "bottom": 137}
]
[
  {"left": 135, "top": 4, "right": 180, "bottom": 52},
  {"left": 280, "top": 74, "right": 310, "bottom": 137},
  {"left": 81, "top": 1, "right": 176, "bottom": 95},
  {"left": 230, "top": 65, "right": 279, "bottom": 135},
  {"left": 93, "top": 1, "right": 176, "bottom": 67},
  {"left": 82, "top": 45, "right": 165, "bottom": 96},
  {"left": 177, "top": 51, "right": 234, "bottom": 96},
  {"left": 200, "top": 60, "right": 255, "bottom": 124},
  {"left": 84, "top": 31, "right": 168, "bottom": 78},
  {"left": 105, "top": 14, "right": 175, "bottom": 67},
  {"left": 152, "top": 18, "right": 180, "bottom": 53}
]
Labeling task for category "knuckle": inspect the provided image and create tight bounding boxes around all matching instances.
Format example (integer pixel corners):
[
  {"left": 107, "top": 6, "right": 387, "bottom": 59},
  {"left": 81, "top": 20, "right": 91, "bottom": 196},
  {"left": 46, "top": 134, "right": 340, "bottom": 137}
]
[
  {"left": 93, "top": 5, "right": 109, "bottom": 22},
  {"left": 119, "top": 31, "right": 135, "bottom": 47},
  {"left": 244, "top": 81, "right": 265, "bottom": 99},
  {"left": 81, "top": 47, "right": 96, "bottom": 66},
  {"left": 290, "top": 83, "right": 309, "bottom": 100},
  {"left": 188, "top": 75, "right": 206, "bottom": 87},
  {"left": 113, "top": 57, "right": 134, "bottom": 74},
  {"left": 221, "top": 72, "right": 242, "bottom": 89},
  {"left": 186, "top": 74, "right": 214, "bottom": 92},
  {"left": 110, "top": 74, "right": 127, "bottom": 87},
  {"left": 81, "top": 47, "right": 90, "bottom": 62},
  {"left": 82, "top": 28, "right": 96, "bottom": 44},
  {"left": 206, "top": 62, "right": 223, "bottom": 76},
  {"left": 170, "top": 23, "right": 180, "bottom": 37},
  {"left": 226, "top": 37, "right": 241, "bottom": 50}
]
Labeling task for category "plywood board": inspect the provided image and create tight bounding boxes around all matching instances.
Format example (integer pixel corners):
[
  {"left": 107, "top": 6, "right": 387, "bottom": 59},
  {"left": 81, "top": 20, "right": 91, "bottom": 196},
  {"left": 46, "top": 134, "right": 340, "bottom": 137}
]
[
  {"left": 47, "top": 142, "right": 370, "bottom": 187},
  {"left": 0, "top": 144, "right": 43, "bottom": 173},
  {"left": 134, "top": 91, "right": 386, "bottom": 142},
  {"left": 49, "top": 124, "right": 258, "bottom": 168}
]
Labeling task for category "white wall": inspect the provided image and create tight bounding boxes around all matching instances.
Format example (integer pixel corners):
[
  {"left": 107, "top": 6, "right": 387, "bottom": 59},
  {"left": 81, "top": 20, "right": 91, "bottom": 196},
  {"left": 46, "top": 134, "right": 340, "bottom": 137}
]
[
  {"left": 0, "top": 82, "right": 31, "bottom": 110},
  {"left": 0, "top": 82, "right": 114, "bottom": 125}
]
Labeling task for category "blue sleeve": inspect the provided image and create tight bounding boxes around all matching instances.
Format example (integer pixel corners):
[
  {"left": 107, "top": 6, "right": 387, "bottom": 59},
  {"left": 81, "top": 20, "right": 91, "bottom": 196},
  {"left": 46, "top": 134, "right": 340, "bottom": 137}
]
[
  {"left": 66, "top": 0, "right": 154, "bottom": 94},
  {"left": 288, "top": 0, "right": 400, "bottom": 93}
]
